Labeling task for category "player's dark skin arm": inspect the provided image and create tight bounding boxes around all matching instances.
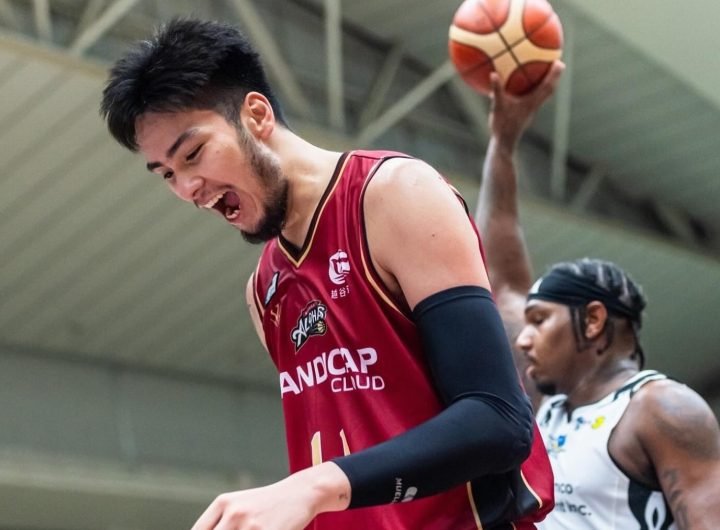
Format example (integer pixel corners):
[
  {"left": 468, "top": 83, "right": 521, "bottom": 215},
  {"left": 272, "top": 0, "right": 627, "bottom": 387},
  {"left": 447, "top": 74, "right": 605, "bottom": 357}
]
[
  {"left": 610, "top": 380, "right": 720, "bottom": 529},
  {"left": 474, "top": 62, "right": 564, "bottom": 410}
]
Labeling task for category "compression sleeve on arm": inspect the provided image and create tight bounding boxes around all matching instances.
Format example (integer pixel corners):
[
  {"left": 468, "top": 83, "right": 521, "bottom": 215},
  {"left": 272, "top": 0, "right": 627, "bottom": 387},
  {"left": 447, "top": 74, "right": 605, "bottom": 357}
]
[{"left": 332, "top": 285, "right": 533, "bottom": 508}]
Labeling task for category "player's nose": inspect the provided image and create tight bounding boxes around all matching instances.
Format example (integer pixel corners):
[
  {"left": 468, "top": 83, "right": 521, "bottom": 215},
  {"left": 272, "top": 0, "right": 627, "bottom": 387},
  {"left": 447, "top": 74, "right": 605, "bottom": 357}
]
[
  {"left": 172, "top": 172, "right": 205, "bottom": 203},
  {"left": 515, "top": 325, "right": 533, "bottom": 354}
]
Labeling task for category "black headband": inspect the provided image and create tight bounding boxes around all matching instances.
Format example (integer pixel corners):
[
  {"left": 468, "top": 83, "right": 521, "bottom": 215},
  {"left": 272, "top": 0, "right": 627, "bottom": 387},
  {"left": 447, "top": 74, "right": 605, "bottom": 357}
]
[{"left": 527, "top": 268, "right": 642, "bottom": 326}]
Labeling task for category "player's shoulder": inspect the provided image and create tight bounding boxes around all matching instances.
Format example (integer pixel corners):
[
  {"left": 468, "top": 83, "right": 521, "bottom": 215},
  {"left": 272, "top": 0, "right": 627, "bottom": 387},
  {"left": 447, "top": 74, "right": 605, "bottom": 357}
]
[
  {"left": 366, "top": 156, "right": 443, "bottom": 193},
  {"left": 628, "top": 378, "right": 719, "bottom": 451},
  {"left": 631, "top": 377, "right": 707, "bottom": 416},
  {"left": 364, "top": 156, "right": 464, "bottom": 216}
]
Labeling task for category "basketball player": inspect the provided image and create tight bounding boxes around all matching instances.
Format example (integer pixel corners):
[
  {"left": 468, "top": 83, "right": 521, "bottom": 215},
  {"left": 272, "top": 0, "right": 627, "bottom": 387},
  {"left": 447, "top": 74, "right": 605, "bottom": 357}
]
[
  {"left": 476, "top": 63, "right": 720, "bottom": 529},
  {"left": 100, "top": 18, "right": 554, "bottom": 530}
]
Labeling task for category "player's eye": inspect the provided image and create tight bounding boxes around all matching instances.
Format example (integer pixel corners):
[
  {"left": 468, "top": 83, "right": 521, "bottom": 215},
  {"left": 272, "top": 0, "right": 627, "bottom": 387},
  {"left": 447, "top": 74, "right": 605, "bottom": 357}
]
[
  {"left": 163, "top": 170, "right": 174, "bottom": 180},
  {"left": 186, "top": 144, "right": 203, "bottom": 162},
  {"left": 529, "top": 314, "right": 544, "bottom": 326}
]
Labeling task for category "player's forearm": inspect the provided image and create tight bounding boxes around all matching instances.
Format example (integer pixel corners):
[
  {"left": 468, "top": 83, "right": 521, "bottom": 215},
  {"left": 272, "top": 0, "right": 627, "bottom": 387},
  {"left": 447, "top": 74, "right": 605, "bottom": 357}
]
[
  {"left": 334, "top": 286, "right": 534, "bottom": 508},
  {"left": 476, "top": 136, "right": 533, "bottom": 294},
  {"left": 287, "top": 461, "right": 352, "bottom": 517},
  {"left": 333, "top": 392, "right": 532, "bottom": 508},
  {"left": 477, "top": 136, "right": 519, "bottom": 224}
]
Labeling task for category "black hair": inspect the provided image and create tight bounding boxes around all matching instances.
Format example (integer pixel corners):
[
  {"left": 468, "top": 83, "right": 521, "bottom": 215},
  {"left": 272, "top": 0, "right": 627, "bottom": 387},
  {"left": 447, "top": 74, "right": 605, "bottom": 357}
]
[
  {"left": 100, "top": 18, "right": 287, "bottom": 151},
  {"left": 549, "top": 258, "right": 647, "bottom": 367}
]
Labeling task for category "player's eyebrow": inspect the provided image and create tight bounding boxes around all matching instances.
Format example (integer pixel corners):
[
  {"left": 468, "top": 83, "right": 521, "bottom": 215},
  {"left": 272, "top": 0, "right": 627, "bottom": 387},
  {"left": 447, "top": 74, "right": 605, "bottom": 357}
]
[{"left": 146, "top": 128, "right": 199, "bottom": 172}]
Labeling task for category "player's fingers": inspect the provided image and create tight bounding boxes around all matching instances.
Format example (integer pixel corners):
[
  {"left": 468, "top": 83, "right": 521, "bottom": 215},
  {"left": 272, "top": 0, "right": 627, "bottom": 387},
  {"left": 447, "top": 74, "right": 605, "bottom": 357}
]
[
  {"left": 212, "top": 512, "right": 238, "bottom": 530},
  {"left": 489, "top": 72, "right": 502, "bottom": 103},
  {"left": 532, "top": 60, "right": 564, "bottom": 102},
  {"left": 547, "top": 60, "right": 565, "bottom": 84},
  {"left": 191, "top": 496, "right": 225, "bottom": 530},
  {"left": 542, "top": 60, "right": 565, "bottom": 92}
]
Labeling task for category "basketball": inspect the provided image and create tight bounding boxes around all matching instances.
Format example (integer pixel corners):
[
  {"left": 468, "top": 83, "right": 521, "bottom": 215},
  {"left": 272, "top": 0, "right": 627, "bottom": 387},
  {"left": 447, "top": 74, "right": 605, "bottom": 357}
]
[{"left": 449, "top": 0, "right": 563, "bottom": 95}]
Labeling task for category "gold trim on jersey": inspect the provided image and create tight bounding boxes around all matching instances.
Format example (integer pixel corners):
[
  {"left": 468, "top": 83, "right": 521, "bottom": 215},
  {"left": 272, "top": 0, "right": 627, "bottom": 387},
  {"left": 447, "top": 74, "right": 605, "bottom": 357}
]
[
  {"left": 358, "top": 240, "right": 407, "bottom": 318},
  {"left": 357, "top": 157, "right": 413, "bottom": 321},
  {"left": 252, "top": 267, "right": 265, "bottom": 317},
  {"left": 520, "top": 469, "right": 544, "bottom": 509},
  {"left": 465, "top": 482, "right": 484, "bottom": 529},
  {"left": 277, "top": 153, "right": 351, "bottom": 268}
]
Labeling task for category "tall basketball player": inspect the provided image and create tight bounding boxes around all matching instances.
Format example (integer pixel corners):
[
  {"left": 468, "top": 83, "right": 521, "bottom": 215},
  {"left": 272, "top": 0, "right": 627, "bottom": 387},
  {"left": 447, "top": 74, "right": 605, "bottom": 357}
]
[
  {"left": 101, "top": 18, "right": 554, "bottom": 530},
  {"left": 475, "top": 63, "right": 720, "bottom": 529}
]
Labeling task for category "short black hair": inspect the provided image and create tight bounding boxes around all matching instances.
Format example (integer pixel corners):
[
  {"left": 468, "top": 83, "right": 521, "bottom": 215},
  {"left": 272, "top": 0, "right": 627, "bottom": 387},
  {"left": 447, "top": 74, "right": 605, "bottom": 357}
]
[{"left": 100, "top": 18, "right": 287, "bottom": 151}]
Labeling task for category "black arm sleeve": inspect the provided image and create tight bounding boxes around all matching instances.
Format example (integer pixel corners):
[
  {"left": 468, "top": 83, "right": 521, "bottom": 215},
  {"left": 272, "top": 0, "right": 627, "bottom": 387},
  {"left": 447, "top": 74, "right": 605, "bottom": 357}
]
[{"left": 332, "top": 285, "right": 534, "bottom": 508}]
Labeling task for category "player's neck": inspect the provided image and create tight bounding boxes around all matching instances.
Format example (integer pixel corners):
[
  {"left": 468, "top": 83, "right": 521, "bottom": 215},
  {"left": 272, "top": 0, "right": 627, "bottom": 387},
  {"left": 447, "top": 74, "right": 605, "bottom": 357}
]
[
  {"left": 564, "top": 362, "right": 639, "bottom": 412},
  {"left": 273, "top": 130, "right": 343, "bottom": 248}
]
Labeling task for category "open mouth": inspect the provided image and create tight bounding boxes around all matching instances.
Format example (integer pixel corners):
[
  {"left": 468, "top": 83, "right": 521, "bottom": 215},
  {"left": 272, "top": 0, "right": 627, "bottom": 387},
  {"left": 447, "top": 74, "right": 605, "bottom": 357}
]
[{"left": 205, "top": 191, "right": 241, "bottom": 221}]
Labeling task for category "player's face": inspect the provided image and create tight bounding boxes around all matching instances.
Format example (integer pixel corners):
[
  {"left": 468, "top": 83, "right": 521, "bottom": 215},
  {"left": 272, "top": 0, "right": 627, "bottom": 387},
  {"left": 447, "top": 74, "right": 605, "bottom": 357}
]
[
  {"left": 516, "top": 300, "right": 578, "bottom": 396},
  {"left": 136, "top": 109, "right": 288, "bottom": 243}
]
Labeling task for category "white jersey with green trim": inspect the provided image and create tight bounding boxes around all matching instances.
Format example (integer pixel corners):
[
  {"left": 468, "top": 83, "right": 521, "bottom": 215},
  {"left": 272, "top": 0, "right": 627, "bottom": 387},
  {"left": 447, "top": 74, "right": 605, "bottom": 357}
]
[{"left": 536, "top": 370, "right": 677, "bottom": 530}]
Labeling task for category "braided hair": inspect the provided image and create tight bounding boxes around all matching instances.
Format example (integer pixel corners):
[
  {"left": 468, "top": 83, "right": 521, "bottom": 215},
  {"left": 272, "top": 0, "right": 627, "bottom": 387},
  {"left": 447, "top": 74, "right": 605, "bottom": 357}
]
[{"left": 539, "top": 258, "right": 647, "bottom": 367}]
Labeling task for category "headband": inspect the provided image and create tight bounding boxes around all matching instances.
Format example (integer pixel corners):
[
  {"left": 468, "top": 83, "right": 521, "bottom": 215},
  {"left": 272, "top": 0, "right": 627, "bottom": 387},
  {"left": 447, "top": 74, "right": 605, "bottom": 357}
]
[{"left": 527, "top": 268, "right": 642, "bottom": 325}]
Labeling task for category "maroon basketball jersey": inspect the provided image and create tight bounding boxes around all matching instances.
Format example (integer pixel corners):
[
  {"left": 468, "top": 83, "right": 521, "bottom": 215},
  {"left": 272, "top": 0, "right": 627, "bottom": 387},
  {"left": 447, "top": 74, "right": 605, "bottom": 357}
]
[{"left": 253, "top": 151, "right": 553, "bottom": 529}]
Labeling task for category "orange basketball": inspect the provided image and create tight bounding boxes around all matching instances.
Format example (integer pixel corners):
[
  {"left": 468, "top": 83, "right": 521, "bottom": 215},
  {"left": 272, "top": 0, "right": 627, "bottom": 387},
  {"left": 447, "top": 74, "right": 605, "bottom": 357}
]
[{"left": 449, "top": 0, "right": 563, "bottom": 95}]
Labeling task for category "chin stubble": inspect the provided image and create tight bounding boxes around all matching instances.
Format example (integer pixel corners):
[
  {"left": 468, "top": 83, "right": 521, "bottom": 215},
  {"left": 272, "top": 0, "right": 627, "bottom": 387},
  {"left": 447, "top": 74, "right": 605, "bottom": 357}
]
[{"left": 236, "top": 126, "right": 289, "bottom": 244}]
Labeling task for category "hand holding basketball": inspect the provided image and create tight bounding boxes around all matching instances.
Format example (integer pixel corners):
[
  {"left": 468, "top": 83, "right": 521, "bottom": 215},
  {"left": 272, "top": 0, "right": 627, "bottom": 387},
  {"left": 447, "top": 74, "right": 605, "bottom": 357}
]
[{"left": 449, "top": 0, "right": 563, "bottom": 95}]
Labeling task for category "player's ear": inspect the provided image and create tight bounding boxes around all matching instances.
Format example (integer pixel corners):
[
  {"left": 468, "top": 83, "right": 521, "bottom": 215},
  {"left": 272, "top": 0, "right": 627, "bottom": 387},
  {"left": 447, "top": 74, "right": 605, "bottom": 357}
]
[
  {"left": 584, "top": 301, "right": 608, "bottom": 341},
  {"left": 241, "top": 92, "right": 275, "bottom": 140}
]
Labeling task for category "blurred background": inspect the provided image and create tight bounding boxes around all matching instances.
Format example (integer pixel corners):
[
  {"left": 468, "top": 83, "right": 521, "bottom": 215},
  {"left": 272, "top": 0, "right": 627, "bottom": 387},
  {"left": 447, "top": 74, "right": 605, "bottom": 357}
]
[{"left": 0, "top": 0, "right": 719, "bottom": 528}]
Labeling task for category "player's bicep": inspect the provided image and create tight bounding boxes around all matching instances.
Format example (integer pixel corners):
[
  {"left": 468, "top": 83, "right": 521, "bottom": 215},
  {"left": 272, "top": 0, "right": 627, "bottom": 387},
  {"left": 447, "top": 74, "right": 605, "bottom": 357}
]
[
  {"left": 640, "top": 382, "right": 720, "bottom": 526},
  {"left": 245, "top": 273, "right": 268, "bottom": 352},
  {"left": 364, "top": 159, "right": 489, "bottom": 310}
]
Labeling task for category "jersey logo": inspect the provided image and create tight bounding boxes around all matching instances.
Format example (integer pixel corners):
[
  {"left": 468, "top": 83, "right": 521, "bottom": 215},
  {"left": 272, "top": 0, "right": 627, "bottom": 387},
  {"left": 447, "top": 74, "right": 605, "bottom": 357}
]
[
  {"left": 547, "top": 434, "right": 567, "bottom": 457},
  {"left": 328, "top": 249, "right": 350, "bottom": 285},
  {"left": 270, "top": 303, "right": 282, "bottom": 328},
  {"left": 591, "top": 416, "right": 605, "bottom": 429},
  {"left": 264, "top": 271, "right": 280, "bottom": 306},
  {"left": 573, "top": 415, "right": 606, "bottom": 431},
  {"left": 291, "top": 301, "right": 328, "bottom": 351}
]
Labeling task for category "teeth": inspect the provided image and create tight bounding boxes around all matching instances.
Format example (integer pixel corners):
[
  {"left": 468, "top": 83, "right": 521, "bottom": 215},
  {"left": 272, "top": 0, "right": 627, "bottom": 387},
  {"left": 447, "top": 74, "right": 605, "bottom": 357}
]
[
  {"left": 201, "top": 192, "right": 224, "bottom": 209},
  {"left": 226, "top": 208, "right": 240, "bottom": 220}
]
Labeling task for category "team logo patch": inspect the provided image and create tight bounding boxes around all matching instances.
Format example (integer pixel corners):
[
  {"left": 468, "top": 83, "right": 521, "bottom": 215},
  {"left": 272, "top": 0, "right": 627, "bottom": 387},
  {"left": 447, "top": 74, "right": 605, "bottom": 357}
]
[
  {"left": 291, "top": 301, "right": 328, "bottom": 351},
  {"left": 328, "top": 249, "right": 350, "bottom": 285}
]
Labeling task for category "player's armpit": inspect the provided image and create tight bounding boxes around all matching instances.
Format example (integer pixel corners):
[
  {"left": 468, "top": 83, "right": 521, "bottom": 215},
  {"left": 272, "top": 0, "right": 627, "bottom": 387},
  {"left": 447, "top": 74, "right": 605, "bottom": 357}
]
[{"left": 636, "top": 380, "right": 720, "bottom": 529}]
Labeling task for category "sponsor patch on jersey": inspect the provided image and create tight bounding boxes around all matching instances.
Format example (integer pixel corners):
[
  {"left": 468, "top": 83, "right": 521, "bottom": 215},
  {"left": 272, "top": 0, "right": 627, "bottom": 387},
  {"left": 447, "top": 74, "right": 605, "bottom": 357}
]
[
  {"left": 264, "top": 271, "right": 280, "bottom": 307},
  {"left": 291, "top": 301, "right": 328, "bottom": 351},
  {"left": 328, "top": 249, "right": 350, "bottom": 285},
  {"left": 547, "top": 434, "right": 567, "bottom": 457}
]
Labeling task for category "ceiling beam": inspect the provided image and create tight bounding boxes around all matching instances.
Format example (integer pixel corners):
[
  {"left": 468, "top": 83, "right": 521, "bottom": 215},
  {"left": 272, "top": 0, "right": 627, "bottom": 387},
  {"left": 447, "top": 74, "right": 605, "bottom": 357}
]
[
  {"left": 0, "top": 1, "right": 19, "bottom": 28},
  {"left": 74, "top": 0, "right": 107, "bottom": 39},
  {"left": 653, "top": 200, "right": 700, "bottom": 247},
  {"left": 570, "top": 164, "right": 606, "bottom": 212},
  {"left": 449, "top": 78, "right": 489, "bottom": 144},
  {"left": 229, "top": 0, "right": 313, "bottom": 120},
  {"left": 561, "top": 0, "right": 720, "bottom": 110},
  {"left": 69, "top": 0, "right": 141, "bottom": 56},
  {"left": 550, "top": 13, "right": 574, "bottom": 202},
  {"left": 356, "top": 60, "right": 455, "bottom": 146},
  {"left": 32, "top": 0, "right": 52, "bottom": 42},
  {"left": 358, "top": 43, "right": 404, "bottom": 130},
  {"left": 324, "top": 0, "right": 345, "bottom": 130}
]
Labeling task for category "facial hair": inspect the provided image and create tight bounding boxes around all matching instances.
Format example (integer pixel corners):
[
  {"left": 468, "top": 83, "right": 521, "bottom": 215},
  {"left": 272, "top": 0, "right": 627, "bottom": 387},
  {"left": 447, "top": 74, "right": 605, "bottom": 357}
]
[
  {"left": 235, "top": 126, "right": 289, "bottom": 244},
  {"left": 535, "top": 381, "right": 558, "bottom": 396}
]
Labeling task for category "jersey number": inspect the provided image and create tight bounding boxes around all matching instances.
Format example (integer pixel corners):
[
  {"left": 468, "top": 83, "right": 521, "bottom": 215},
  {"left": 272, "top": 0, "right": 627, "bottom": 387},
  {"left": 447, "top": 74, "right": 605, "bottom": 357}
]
[{"left": 311, "top": 429, "right": 351, "bottom": 465}]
